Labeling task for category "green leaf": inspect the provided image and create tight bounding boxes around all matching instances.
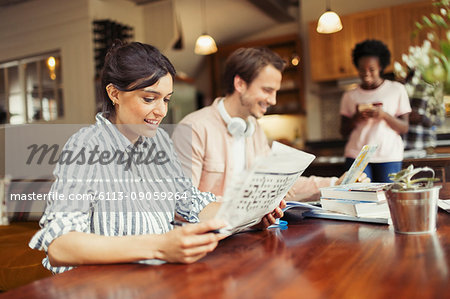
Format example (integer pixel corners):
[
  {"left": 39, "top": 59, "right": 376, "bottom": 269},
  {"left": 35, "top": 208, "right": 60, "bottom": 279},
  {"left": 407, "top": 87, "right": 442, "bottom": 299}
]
[
  {"left": 431, "top": 13, "right": 448, "bottom": 27},
  {"left": 415, "top": 21, "right": 423, "bottom": 30},
  {"left": 422, "top": 16, "right": 435, "bottom": 28},
  {"left": 440, "top": 40, "right": 450, "bottom": 57},
  {"left": 389, "top": 165, "right": 436, "bottom": 189},
  {"left": 444, "top": 81, "right": 450, "bottom": 94}
]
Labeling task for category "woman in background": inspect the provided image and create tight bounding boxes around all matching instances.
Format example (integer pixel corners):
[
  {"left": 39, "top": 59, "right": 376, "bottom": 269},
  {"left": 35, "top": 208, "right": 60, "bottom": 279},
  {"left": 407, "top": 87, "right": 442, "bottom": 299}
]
[
  {"left": 30, "top": 41, "right": 283, "bottom": 274},
  {"left": 340, "top": 39, "right": 411, "bottom": 182}
]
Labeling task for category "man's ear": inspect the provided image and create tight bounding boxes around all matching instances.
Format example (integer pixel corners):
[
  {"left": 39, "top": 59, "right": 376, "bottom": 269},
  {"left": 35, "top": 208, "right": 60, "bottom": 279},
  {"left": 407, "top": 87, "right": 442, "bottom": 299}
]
[
  {"left": 234, "top": 75, "right": 247, "bottom": 93},
  {"left": 106, "top": 83, "right": 119, "bottom": 105}
]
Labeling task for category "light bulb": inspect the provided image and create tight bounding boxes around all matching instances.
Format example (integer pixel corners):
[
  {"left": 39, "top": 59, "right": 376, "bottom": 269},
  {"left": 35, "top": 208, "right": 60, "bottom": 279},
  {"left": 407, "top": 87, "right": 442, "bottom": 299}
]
[
  {"left": 194, "top": 35, "right": 218, "bottom": 55},
  {"left": 291, "top": 55, "right": 300, "bottom": 66},
  {"left": 317, "top": 10, "right": 343, "bottom": 34},
  {"left": 47, "top": 56, "right": 56, "bottom": 70}
]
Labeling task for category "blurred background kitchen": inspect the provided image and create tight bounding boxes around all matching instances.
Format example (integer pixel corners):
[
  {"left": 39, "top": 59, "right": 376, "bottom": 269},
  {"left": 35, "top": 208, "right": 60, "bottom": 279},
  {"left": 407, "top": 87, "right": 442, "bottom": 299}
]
[{"left": 0, "top": 0, "right": 449, "bottom": 192}]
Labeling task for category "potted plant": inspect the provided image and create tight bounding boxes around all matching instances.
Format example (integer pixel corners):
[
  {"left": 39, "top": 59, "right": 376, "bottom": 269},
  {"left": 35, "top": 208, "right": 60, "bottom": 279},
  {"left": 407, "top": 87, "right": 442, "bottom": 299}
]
[
  {"left": 394, "top": 1, "right": 449, "bottom": 152},
  {"left": 385, "top": 165, "right": 441, "bottom": 234},
  {"left": 394, "top": 0, "right": 450, "bottom": 118}
]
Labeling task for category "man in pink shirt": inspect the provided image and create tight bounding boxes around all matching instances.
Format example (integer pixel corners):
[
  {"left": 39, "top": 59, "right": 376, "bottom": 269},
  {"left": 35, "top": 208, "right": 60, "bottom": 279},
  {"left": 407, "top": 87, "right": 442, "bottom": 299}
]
[{"left": 173, "top": 47, "right": 366, "bottom": 200}]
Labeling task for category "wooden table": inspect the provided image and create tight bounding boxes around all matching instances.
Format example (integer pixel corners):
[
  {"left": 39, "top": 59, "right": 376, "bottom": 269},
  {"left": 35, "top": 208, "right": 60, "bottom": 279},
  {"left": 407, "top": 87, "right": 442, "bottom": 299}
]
[{"left": 1, "top": 212, "right": 449, "bottom": 299}]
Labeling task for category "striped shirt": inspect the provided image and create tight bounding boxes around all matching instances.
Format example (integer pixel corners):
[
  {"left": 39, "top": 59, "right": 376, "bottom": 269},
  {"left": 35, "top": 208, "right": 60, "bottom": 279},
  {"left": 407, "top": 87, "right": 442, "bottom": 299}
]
[{"left": 29, "top": 113, "right": 215, "bottom": 273}]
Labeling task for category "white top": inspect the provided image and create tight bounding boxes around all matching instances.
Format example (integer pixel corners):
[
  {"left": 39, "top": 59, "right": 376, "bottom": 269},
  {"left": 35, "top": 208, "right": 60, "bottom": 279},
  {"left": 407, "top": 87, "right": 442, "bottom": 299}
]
[
  {"left": 340, "top": 80, "right": 411, "bottom": 162},
  {"left": 232, "top": 135, "right": 246, "bottom": 176}
]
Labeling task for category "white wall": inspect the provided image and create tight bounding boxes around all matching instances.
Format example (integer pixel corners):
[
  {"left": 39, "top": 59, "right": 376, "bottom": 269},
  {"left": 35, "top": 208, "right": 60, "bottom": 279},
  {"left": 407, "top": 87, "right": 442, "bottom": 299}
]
[
  {"left": 0, "top": 0, "right": 97, "bottom": 175},
  {"left": 0, "top": 0, "right": 96, "bottom": 124},
  {"left": 0, "top": 0, "right": 149, "bottom": 125},
  {"left": 236, "top": 22, "right": 300, "bottom": 44},
  {"left": 141, "top": 0, "right": 176, "bottom": 52},
  {"left": 89, "top": 0, "right": 144, "bottom": 42}
]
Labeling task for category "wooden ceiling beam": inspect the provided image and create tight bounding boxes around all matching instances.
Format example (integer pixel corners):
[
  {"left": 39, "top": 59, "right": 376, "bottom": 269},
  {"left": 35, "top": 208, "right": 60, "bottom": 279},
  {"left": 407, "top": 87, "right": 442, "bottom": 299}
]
[{"left": 247, "top": 0, "right": 297, "bottom": 23}]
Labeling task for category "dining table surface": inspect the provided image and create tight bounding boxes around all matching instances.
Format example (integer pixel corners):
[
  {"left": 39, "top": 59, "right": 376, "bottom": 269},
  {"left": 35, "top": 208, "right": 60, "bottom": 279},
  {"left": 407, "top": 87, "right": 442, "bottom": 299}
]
[{"left": 1, "top": 210, "right": 449, "bottom": 299}]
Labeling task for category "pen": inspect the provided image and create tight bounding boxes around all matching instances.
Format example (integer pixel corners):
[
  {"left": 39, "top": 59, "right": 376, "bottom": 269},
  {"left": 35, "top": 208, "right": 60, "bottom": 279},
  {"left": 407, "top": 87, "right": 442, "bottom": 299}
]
[{"left": 170, "top": 220, "right": 221, "bottom": 234}]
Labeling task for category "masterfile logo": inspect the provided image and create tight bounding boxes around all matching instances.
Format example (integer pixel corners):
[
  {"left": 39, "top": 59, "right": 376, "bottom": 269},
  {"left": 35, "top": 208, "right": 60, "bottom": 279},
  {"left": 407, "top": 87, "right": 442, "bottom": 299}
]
[{"left": 26, "top": 143, "right": 169, "bottom": 171}]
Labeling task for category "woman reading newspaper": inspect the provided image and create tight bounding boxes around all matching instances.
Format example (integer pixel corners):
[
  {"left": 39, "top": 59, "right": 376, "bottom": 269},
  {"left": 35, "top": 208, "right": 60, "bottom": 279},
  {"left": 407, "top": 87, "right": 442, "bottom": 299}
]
[{"left": 29, "top": 41, "right": 285, "bottom": 274}]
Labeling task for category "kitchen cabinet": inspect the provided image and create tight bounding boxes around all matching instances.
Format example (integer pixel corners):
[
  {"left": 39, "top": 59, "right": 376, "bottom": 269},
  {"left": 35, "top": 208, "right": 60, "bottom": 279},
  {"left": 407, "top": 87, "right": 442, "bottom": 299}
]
[
  {"left": 308, "top": 1, "right": 438, "bottom": 82},
  {"left": 309, "top": 7, "right": 393, "bottom": 81},
  {"left": 308, "top": 15, "right": 353, "bottom": 81},
  {"left": 210, "top": 34, "right": 305, "bottom": 114},
  {"left": 391, "top": 1, "right": 440, "bottom": 67},
  {"left": 350, "top": 8, "right": 394, "bottom": 73}
]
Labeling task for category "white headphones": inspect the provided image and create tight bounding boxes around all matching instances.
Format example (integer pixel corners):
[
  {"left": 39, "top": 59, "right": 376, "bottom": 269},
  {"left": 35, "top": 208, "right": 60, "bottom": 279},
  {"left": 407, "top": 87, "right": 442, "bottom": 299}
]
[{"left": 217, "top": 99, "right": 255, "bottom": 137}]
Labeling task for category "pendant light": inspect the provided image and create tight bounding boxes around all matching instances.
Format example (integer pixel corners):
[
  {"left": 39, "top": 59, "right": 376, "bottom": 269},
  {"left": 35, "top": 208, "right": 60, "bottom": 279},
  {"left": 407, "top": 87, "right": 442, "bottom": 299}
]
[
  {"left": 316, "top": 0, "right": 343, "bottom": 34},
  {"left": 194, "top": 0, "right": 217, "bottom": 55}
]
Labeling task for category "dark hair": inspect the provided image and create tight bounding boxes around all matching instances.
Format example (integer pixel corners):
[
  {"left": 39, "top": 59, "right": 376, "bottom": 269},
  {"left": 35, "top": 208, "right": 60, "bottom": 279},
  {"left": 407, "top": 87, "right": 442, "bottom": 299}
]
[
  {"left": 352, "top": 39, "right": 391, "bottom": 73},
  {"left": 223, "top": 47, "right": 286, "bottom": 95},
  {"left": 101, "top": 41, "right": 176, "bottom": 115}
]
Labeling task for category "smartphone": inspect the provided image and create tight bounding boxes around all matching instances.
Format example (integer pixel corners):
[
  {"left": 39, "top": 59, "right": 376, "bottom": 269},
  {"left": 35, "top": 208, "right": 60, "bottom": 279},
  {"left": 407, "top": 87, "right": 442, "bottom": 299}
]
[{"left": 357, "top": 102, "right": 383, "bottom": 112}]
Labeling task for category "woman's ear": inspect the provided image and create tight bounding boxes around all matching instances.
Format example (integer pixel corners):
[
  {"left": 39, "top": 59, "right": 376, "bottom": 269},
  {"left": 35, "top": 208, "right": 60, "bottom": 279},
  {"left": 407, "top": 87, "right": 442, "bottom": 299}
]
[
  {"left": 106, "top": 83, "right": 119, "bottom": 106},
  {"left": 234, "top": 75, "right": 247, "bottom": 94}
]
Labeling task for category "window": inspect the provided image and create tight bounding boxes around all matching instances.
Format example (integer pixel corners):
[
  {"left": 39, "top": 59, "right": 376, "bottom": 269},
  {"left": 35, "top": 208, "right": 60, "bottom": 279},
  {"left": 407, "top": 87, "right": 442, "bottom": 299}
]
[{"left": 0, "top": 51, "right": 64, "bottom": 124}]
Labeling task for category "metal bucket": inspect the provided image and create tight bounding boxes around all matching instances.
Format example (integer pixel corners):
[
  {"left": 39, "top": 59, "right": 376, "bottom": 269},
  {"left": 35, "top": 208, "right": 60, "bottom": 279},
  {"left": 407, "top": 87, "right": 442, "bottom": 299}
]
[{"left": 385, "top": 186, "right": 441, "bottom": 234}]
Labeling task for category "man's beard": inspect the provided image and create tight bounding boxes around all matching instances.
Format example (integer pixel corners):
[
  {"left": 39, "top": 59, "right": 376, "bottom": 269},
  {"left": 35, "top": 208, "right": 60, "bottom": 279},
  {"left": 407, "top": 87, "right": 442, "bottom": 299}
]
[{"left": 239, "top": 92, "right": 258, "bottom": 119}]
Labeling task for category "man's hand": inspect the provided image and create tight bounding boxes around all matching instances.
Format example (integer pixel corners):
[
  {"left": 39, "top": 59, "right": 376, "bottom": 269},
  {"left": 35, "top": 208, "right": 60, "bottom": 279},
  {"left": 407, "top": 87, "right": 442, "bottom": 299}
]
[
  {"left": 252, "top": 199, "right": 286, "bottom": 230},
  {"left": 284, "top": 187, "right": 296, "bottom": 201},
  {"left": 336, "top": 171, "right": 370, "bottom": 185}
]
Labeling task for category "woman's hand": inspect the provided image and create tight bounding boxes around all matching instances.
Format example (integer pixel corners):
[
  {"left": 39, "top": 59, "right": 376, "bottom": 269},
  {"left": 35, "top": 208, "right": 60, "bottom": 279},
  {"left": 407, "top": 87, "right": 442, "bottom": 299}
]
[
  {"left": 357, "top": 109, "right": 372, "bottom": 121},
  {"left": 368, "top": 106, "right": 386, "bottom": 120},
  {"left": 156, "top": 219, "right": 227, "bottom": 264},
  {"left": 252, "top": 199, "right": 286, "bottom": 229},
  {"left": 340, "top": 110, "right": 370, "bottom": 138}
]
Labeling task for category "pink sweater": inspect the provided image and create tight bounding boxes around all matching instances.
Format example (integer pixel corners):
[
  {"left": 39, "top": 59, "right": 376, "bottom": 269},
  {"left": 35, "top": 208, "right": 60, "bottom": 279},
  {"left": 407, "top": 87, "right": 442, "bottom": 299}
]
[{"left": 172, "top": 98, "right": 335, "bottom": 198}]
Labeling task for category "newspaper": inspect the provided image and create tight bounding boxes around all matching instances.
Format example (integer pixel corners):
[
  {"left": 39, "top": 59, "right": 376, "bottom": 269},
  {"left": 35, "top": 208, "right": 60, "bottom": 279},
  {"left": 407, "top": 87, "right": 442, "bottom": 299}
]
[
  {"left": 214, "top": 142, "right": 315, "bottom": 234},
  {"left": 283, "top": 201, "right": 390, "bottom": 225}
]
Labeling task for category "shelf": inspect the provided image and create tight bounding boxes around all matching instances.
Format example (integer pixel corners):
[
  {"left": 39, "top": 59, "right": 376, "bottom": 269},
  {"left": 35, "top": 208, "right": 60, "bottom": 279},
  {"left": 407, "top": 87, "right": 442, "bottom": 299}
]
[
  {"left": 266, "top": 102, "right": 304, "bottom": 115},
  {"left": 278, "top": 88, "right": 299, "bottom": 94},
  {"left": 284, "top": 66, "right": 300, "bottom": 72}
]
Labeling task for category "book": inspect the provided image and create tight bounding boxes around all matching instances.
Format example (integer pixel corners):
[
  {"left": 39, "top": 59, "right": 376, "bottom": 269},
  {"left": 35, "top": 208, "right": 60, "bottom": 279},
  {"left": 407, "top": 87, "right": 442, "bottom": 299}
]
[
  {"left": 319, "top": 183, "right": 390, "bottom": 202},
  {"left": 214, "top": 142, "right": 316, "bottom": 235},
  {"left": 304, "top": 209, "right": 390, "bottom": 224},
  {"left": 319, "top": 198, "right": 390, "bottom": 217},
  {"left": 438, "top": 199, "right": 450, "bottom": 213},
  {"left": 283, "top": 201, "right": 390, "bottom": 225},
  {"left": 340, "top": 144, "right": 377, "bottom": 185}
]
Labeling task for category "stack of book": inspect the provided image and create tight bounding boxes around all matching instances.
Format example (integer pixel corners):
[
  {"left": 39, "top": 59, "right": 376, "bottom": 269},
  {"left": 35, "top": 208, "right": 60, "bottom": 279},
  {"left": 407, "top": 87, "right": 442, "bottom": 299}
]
[{"left": 319, "top": 183, "right": 391, "bottom": 219}]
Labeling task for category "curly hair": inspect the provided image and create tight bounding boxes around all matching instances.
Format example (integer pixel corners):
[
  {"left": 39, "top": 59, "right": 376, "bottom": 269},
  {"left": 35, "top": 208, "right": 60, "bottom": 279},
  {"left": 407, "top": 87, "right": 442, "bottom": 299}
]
[{"left": 352, "top": 39, "right": 391, "bottom": 73}]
